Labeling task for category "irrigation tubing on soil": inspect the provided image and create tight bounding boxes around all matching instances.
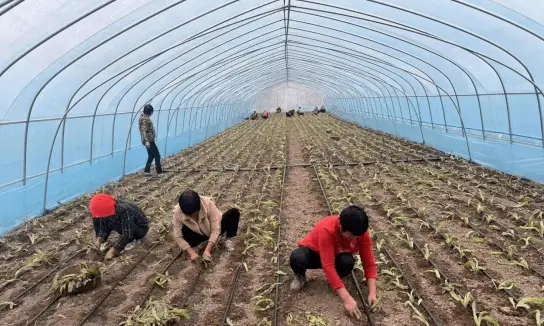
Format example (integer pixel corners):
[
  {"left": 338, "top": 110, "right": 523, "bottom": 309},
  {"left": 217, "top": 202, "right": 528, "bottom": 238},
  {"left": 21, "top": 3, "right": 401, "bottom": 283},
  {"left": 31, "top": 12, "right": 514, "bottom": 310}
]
[
  {"left": 219, "top": 133, "right": 287, "bottom": 326},
  {"left": 6, "top": 127, "right": 248, "bottom": 316}
]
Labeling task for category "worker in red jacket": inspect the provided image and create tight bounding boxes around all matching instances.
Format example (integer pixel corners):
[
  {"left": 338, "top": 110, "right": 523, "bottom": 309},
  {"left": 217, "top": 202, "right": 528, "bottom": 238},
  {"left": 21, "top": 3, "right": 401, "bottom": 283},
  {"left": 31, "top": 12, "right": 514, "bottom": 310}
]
[{"left": 289, "top": 205, "right": 377, "bottom": 320}]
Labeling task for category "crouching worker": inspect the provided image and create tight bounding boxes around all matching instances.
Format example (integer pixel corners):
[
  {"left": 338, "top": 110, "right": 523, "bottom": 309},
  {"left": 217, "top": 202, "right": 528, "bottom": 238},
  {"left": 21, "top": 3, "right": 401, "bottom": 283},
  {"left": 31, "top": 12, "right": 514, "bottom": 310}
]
[
  {"left": 251, "top": 111, "right": 258, "bottom": 120},
  {"left": 289, "top": 205, "right": 377, "bottom": 320},
  {"left": 172, "top": 189, "right": 240, "bottom": 263},
  {"left": 90, "top": 194, "right": 149, "bottom": 260}
]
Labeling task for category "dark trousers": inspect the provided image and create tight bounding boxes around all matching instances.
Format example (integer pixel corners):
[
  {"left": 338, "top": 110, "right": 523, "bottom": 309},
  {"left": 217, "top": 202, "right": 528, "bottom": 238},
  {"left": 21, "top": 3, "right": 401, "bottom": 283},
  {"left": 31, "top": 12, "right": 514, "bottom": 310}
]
[
  {"left": 145, "top": 141, "right": 162, "bottom": 173},
  {"left": 289, "top": 246, "right": 354, "bottom": 278},
  {"left": 181, "top": 208, "right": 240, "bottom": 247}
]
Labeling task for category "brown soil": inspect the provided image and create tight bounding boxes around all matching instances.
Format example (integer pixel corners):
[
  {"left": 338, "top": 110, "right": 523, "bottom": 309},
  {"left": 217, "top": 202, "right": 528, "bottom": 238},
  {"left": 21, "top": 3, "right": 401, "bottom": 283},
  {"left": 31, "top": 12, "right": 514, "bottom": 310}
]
[
  {"left": 3, "top": 115, "right": 544, "bottom": 326},
  {"left": 276, "top": 128, "right": 364, "bottom": 326}
]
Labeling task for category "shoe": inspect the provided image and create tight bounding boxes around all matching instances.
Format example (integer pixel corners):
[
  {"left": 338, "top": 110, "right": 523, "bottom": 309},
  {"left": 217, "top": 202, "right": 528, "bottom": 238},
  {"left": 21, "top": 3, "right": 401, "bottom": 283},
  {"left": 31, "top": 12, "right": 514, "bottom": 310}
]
[
  {"left": 224, "top": 239, "right": 235, "bottom": 252},
  {"left": 290, "top": 274, "right": 307, "bottom": 291},
  {"left": 124, "top": 239, "right": 143, "bottom": 251}
]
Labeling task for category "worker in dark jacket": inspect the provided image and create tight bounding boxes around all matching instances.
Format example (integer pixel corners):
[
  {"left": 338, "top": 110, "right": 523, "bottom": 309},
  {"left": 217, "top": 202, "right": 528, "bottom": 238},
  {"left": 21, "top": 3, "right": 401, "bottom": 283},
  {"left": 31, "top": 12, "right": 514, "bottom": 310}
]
[
  {"left": 276, "top": 106, "right": 282, "bottom": 113},
  {"left": 139, "top": 104, "right": 163, "bottom": 174},
  {"left": 90, "top": 194, "right": 149, "bottom": 260},
  {"left": 250, "top": 111, "right": 258, "bottom": 120}
]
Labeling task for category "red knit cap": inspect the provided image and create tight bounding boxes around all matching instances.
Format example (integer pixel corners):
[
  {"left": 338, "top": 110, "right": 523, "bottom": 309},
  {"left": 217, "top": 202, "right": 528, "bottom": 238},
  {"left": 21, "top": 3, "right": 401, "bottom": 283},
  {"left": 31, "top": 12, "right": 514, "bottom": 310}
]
[{"left": 89, "top": 194, "right": 116, "bottom": 218}]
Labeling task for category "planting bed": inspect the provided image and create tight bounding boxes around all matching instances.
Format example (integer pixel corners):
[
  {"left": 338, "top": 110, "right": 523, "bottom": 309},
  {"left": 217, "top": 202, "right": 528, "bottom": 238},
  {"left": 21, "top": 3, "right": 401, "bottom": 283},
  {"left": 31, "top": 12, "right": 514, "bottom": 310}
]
[{"left": 2, "top": 114, "right": 544, "bottom": 326}]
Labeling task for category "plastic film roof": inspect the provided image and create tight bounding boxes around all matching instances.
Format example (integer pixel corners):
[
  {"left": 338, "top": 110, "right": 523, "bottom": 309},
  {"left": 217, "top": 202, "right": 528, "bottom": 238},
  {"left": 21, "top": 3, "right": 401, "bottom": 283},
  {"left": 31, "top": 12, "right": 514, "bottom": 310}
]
[{"left": 2, "top": 0, "right": 544, "bottom": 227}]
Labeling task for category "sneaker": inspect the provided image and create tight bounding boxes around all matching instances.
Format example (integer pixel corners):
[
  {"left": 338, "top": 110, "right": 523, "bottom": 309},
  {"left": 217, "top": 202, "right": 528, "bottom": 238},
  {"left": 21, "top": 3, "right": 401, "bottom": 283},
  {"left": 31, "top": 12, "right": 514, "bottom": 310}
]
[
  {"left": 290, "top": 274, "right": 307, "bottom": 291},
  {"left": 124, "top": 239, "right": 143, "bottom": 251},
  {"left": 224, "top": 239, "right": 235, "bottom": 252}
]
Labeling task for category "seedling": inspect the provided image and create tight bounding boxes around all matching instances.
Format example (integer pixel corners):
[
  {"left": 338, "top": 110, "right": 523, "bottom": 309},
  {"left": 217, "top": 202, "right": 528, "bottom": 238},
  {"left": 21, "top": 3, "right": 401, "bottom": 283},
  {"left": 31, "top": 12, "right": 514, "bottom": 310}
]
[
  {"left": 484, "top": 214, "right": 495, "bottom": 224},
  {"left": 492, "top": 279, "right": 515, "bottom": 290},
  {"left": 121, "top": 297, "right": 189, "bottom": 326},
  {"left": 425, "top": 269, "right": 440, "bottom": 279},
  {"left": 392, "top": 275, "right": 408, "bottom": 290},
  {"left": 519, "top": 236, "right": 535, "bottom": 249},
  {"left": 51, "top": 263, "right": 102, "bottom": 296},
  {"left": 305, "top": 312, "right": 329, "bottom": 326},
  {"left": 450, "top": 291, "right": 474, "bottom": 308},
  {"left": 477, "top": 203, "right": 486, "bottom": 215},
  {"left": 152, "top": 272, "right": 171, "bottom": 288},
  {"left": 404, "top": 301, "right": 430, "bottom": 326},
  {"left": 465, "top": 258, "right": 486, "bottom": 273},
  {"left": 444, "top": 234, "right": 458, "bottom": 246},
  {"left": 423, "top": 244, "right": 431, "bottom": 261},
  {"left": 251, "top": 296, "right": 274, "bottom": 311},
  {"left": 471, "top": 302, "right": 499, "bottom": 326},
  {"left": 517, "top": 298, "right": 544, "bottom": 310},
  {"left": 15, "top": 250, "right": 55, "bottom": 277},
  {"left": 499, "top": 257, "right": 529, "bottom": 270},
  {"left": 403, "top": 290, "right": 423, "bottom": 305},
  {"left": 501, "top": 229, "right": 515, "bottom": 239}
]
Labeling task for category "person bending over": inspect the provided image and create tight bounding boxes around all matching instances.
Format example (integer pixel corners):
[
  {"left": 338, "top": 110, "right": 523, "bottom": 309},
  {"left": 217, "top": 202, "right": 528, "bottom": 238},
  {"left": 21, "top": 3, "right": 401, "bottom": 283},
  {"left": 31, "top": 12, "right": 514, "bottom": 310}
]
[
  {"left": 90, "top": 194, "right": 149, "bottom": 260},
  {"left": 289, "top": 205, "right": 377, "bottom": 319},
  {"left": 172, "top": 189, "right": 240, "bottom": 262}
]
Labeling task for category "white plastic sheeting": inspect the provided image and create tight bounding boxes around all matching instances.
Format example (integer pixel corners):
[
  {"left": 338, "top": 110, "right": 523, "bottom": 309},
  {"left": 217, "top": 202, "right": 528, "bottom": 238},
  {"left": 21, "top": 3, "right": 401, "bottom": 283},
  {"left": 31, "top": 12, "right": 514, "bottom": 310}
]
[{"left": 1, "top": 0, "right": 544, "bottom": 233}]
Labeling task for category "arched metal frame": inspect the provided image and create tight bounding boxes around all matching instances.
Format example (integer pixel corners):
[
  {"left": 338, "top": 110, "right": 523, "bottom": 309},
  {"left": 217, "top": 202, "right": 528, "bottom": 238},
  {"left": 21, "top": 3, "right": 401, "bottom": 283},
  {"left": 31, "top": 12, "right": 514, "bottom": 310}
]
[{"left": 1, "top": 0, "right": 544, "bottom": 214}]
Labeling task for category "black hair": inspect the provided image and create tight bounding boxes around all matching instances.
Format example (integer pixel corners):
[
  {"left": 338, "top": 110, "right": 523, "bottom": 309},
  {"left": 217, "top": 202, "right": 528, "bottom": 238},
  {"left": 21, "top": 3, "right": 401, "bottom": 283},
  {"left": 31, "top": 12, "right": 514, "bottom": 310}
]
[
  {"left": 179, "top": 189, "right": 200, "bottom": 215},
  {"left": 339, "top": 205, "right": 369, "bottom": 236},
  {"left": 143, "top": 104, "right": 154, "bottom": 115}
]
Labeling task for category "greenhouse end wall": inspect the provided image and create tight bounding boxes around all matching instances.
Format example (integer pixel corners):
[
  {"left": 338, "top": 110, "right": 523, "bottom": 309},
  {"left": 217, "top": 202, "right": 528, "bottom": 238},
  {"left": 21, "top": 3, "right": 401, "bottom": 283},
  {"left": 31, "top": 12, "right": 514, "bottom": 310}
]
[
  {"left": 0, "top": 110, "right": 245, "bottom": 235},
  {"left": 331, "top": 100, "right": 544, "bottom": 185}
]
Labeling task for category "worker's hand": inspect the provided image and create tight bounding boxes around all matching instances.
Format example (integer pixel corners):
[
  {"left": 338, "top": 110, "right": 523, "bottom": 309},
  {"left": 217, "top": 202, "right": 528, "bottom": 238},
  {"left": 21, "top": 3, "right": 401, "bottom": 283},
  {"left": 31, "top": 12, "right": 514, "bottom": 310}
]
[
  {"left": 200, "top": 253, "right": 213, "bottom": 269},
  {"left": 343, "top": 295, "right": 362, "bottom": 320},
  {"left": 368, "top": 291, "right": 377, "bottom": 305},
  {"left": 145, "top": 142, "right": 150, "bottom": 149},
  {"left": 105, "top": 247, "right": 118, "bottom": 260},
  {"left": 186, "top": 248, "right": 199, "bottom": 262},
  {"left": 95, "top": 237, "right": 105, "bottom": 250}
]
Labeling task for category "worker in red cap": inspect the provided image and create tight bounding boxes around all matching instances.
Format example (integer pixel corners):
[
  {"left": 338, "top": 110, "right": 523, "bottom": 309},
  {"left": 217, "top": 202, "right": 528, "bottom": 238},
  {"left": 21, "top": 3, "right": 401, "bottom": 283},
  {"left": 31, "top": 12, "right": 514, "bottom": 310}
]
[{"left": 89, "top": 194, "right": 149, "bottom": 260}]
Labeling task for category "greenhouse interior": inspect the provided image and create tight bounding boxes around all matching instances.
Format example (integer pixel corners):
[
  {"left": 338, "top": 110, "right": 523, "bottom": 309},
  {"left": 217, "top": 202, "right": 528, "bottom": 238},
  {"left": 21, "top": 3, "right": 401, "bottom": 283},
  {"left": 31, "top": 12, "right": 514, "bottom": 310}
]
[{"left": 2, "top": 1, "right": 544, "bottom": 325}]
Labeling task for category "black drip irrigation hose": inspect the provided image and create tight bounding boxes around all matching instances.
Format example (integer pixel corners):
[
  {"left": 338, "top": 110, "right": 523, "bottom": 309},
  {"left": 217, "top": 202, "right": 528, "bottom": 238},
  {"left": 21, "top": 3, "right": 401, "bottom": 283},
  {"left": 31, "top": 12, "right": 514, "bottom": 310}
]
[
  {"left": 175, "top": 157, "right": 444, "bottom": 173},
  {"left": 272, "top": 150, "right": 288, "bottom": 326},
  {"left": 220, "top": 144, "right": 288, "bottom": 326}
]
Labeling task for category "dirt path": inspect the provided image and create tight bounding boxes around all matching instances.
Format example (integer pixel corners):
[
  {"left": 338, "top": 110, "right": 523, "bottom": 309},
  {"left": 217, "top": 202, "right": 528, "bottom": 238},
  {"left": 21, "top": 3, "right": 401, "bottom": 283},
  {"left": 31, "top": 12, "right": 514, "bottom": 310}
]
[{"left": 276, "top": 128, "right": 364, "bottom": 326}]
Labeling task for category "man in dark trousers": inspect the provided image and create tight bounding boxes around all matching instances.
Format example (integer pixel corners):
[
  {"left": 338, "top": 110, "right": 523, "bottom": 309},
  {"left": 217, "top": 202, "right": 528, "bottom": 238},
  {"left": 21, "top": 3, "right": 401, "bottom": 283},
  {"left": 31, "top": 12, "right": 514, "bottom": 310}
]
[
  {"left": 139, "top": 104, "right": 163, "bottom": 175},
  {"left": 289, "top": 205, "right": 377, "bottom": 320},
  {"left": 90, "top": 194, "right": 149, "bottom": 260}
]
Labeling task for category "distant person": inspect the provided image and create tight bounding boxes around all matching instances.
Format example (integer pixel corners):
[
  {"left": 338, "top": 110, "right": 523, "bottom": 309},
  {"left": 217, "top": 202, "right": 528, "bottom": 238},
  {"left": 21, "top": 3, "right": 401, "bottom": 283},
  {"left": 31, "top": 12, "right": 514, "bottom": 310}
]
[
  {"left": 172, "top": 189, "right": 240, "bottom": 263},
  {"left": 262, "top": 111, "right": 269, "bottom": 119},
  {"left": 251, "top": 111, "right": 258, "bottom": 120},
  {"left": 320, "top": 105, "right": 326, "bottom": 113},
  {"left": 313, "top": 107, "right": 319, "bottom": 115},
  {"left": 297, "top": 108, "right": 304, "bottom": 116},
  {"left": 90, "top": 194, "right": 149, "bottom": 260},
  {"left": 289, "top": 205, "right": 377, "bottom": 320},
  {"left": 286, "top": 109, "right": 295, "bottom": 117},
  {"left": 276, "top": 106, "right": 282, "bottom": 113},
  {"left": 139, "top": 104, "right": 163, "bottom": 175}
]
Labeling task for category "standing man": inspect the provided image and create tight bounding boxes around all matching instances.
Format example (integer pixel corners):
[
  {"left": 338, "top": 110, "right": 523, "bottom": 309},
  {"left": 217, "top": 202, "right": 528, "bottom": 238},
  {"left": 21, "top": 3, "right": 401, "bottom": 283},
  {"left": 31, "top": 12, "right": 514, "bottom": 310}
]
[
  {"left": 172, "top": 189, "right": 240, "bottom": 262},
  {"left": 90, "top": 194, "right": 149, "bottom": 260},
  {"left": 289, "top": 205, "right": 377, "bottom": 320},
  {"left": 139, "top": 104, "right": 163, "bottom": 175}
]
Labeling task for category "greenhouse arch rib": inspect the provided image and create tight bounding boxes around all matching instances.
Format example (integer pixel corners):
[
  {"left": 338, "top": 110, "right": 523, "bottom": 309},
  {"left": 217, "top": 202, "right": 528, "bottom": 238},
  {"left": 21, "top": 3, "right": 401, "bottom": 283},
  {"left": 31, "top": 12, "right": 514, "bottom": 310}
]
[
  {"left": 300, "top": 0, "right": 544, "bottom": 145},
  {"left": 2, "top": 0, "right": 544, "bottom": 223}
]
